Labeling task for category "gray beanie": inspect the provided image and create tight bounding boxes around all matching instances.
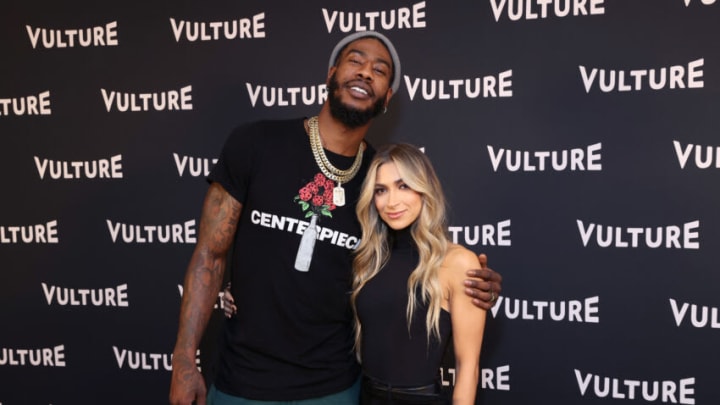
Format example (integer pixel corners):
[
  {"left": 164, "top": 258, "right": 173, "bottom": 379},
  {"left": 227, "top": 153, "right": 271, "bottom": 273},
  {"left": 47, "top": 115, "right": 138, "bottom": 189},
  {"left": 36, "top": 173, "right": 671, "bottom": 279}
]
[{"left": 328, "top": 31, "right": 401, "bottom": 94}]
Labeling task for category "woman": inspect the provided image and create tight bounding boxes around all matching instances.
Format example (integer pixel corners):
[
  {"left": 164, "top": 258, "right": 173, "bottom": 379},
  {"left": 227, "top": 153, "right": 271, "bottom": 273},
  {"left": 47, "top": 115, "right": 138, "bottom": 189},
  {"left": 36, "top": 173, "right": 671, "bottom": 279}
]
[
  {"left": 222, "top": 144, "right": 487, "bottom": 404},
  {"left": 351, "top": 143, "right": 486, "bottom": 405}
]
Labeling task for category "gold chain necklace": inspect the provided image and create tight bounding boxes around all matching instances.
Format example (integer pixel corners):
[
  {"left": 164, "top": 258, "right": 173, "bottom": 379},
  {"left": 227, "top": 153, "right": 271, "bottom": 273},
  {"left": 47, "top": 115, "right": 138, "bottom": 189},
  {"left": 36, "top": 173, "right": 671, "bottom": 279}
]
[{"left": 307, "top": 116, "right": 365, "bottom": 206}]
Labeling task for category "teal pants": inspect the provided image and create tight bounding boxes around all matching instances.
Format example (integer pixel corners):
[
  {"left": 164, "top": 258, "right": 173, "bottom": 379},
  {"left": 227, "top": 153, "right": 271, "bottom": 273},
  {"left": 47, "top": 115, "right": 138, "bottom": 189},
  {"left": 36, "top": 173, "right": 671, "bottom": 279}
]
[{"left": 207, "top": 379, "right": 361, "bottom": 405}]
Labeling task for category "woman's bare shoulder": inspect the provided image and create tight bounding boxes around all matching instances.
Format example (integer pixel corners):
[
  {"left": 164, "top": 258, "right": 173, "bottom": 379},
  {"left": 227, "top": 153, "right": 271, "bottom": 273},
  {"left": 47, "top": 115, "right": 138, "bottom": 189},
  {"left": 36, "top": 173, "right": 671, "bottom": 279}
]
[{"left": 443, "top": 243, "right": 481, "bottom": 276}]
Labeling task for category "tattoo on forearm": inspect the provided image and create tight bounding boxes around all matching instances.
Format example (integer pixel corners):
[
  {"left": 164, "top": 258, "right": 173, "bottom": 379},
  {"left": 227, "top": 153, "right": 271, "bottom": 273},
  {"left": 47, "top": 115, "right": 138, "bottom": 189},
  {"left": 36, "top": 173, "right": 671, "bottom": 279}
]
[{"left": 175, "top": 183, "right": 241, "bottom": 354}]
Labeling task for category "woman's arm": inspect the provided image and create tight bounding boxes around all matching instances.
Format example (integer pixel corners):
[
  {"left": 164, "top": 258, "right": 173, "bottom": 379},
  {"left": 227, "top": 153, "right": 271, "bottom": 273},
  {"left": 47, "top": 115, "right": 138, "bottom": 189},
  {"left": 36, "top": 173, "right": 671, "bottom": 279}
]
[{"left": 446, "top": 247, "right": 487, "bottom": 405}]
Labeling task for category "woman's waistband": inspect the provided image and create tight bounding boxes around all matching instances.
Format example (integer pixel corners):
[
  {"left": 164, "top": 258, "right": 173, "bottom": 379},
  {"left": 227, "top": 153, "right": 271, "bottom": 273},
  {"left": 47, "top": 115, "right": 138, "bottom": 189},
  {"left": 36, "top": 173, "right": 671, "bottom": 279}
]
[{"left": 361, "top": 374, "right": 442, "bottom": 398}]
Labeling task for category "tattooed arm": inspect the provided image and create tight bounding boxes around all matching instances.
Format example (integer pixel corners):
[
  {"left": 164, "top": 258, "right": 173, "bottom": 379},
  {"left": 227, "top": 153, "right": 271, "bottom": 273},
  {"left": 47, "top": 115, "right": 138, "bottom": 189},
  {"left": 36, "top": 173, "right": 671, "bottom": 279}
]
[{"left": 169, "top": 182, "right": 242, "bottom": 405}]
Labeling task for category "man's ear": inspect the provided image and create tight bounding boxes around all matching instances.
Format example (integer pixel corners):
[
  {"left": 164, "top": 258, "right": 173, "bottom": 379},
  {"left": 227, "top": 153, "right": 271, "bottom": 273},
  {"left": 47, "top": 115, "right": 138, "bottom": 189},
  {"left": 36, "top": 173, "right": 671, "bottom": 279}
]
[
  {"left": 384, "top": 87, "right": 394, "bottom": 105},
  {"left": 326, "top": 66, "right": 337, "bottom": 85}
]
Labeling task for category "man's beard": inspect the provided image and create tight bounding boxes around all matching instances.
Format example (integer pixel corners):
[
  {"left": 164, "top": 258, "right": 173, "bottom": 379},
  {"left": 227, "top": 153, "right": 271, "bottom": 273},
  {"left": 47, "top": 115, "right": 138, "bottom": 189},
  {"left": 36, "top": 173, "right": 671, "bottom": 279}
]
[{"left": 327, "top": 73, "right": 386, "bottom": 129}]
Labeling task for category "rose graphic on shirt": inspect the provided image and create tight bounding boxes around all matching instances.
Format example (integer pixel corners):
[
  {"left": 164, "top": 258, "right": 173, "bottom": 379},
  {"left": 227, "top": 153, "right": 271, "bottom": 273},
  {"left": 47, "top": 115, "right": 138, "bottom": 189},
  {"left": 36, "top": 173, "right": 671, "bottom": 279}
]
[{"left": 294, "top": 173, "right": 337, "bottom": 218}]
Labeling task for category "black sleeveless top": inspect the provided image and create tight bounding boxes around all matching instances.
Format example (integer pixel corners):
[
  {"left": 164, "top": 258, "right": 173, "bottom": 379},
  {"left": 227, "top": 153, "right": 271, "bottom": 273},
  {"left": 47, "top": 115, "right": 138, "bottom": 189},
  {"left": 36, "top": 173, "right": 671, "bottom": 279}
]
[{"left": 355, "top": 228, "right": 452, "bottom": 386}]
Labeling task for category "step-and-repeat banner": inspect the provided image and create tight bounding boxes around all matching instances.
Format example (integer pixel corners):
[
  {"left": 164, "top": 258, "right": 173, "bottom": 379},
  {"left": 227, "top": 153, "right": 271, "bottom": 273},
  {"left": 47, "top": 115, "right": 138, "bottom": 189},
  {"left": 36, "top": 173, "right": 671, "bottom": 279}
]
[{"left": 1, "top": 1, "right": 718, "bottom": 404}]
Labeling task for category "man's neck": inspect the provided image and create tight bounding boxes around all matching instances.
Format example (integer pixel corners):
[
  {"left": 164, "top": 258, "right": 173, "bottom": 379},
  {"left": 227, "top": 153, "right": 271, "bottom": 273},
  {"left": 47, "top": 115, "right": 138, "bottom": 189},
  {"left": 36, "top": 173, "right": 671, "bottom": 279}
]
[{"left": 313, "top": 106, "right": 369, "bottom": 157}]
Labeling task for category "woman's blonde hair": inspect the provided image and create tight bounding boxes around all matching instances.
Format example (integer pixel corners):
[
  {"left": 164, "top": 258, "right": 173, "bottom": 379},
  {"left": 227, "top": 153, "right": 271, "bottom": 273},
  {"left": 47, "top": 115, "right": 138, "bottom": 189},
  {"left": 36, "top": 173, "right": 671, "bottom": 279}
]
[{"left": 351, "top": 143, "right": 450, "bottom": 358}]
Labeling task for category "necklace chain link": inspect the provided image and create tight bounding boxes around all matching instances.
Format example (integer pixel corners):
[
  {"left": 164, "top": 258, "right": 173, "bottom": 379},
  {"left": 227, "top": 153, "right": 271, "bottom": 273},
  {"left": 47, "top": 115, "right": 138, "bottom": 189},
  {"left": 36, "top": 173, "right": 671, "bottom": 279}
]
[{"left": 307, "top": 116, "right": 364, "bottom": 184}]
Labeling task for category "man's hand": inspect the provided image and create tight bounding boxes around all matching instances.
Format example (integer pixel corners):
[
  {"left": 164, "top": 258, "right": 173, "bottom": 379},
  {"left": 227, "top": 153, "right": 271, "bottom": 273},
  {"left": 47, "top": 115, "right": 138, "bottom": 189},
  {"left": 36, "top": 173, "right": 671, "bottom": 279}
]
[
  {"left": 463, "top": 253, "right": 503, "bottom": 310},
  {"left": 222, "top": 283, "right": 237, "bottom": 319},
  {"left": 169, "top": 355, "right": 207, "bottom": 405}
]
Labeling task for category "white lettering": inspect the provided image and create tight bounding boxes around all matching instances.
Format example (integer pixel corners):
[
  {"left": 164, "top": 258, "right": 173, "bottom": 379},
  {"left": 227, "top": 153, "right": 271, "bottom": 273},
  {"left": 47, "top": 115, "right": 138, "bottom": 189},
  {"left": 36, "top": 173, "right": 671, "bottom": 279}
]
[
  {"left": 673, "top": 140, "right": 720, "bottom": 169},
  {"left": 34, "top": 155, "right": 123, "bottom": 180},
  {"left": 169, "top": 14, "right": 265, "bottom": 42},
  {"left": 576, "top": 220, "right": 700, "bottom": 249},
  {"left": 26, "top": 22, "right": 118, "bottom": 49},
  {"left": 41, "top": 282, "right": 129, "bottom": 307},
  {"left": 487, "top": 143, "right": 602, "bottom": 172},
  {"left": 250, "top": 209, "right": 358, "bottom": 250},
  {"left": 0, "top": 345, "right": 66, "bottom": 367},
  {"left": 101, "top": 86, "right": 193, "bottom": 112},
  {"left": 442, "top": 364, "right": 510, "bottom": 390},
  {"left": 404, "top": 71, "right": 513, "bottom": 101},
  {"left": 322, "top": 2, "right": 427, "bottom": 33},
  {"left": 0, "top": 91, "right": 52, "bottom": 116},
  {"left": 670, "top": 298, "right": 720, "bottom": 328},
  {"left": 112, "top": 346, "right": 176, "bottom": 371},
  {"left": 106, "top": 219, "right": 197, "bottom": 244},
  {"left": 580, "top": 59, "right": 704, "bottom": 93},
  {"left": 490, "top": 296, "right": 599, "bottom": 322},
  {"left": 491, "top": 0, "right": 605, "bottom": 22},
  {"left": 245, "top": 83, "right": 327, "bottom": 107},
  {"left": 575, "top": 370, "right": 695, "bottom": 404},
  {"left": 683, "top": 0, "right": 717, "bottom": 6},
  {"left": 172, "top": 153, "right": 218, "bottom": 177},
  {"left": 0, "top": 220, "right": 59, "bottom": 244},
  {"left": 448, "top": 220, "right": 512, "bottom": 246}
]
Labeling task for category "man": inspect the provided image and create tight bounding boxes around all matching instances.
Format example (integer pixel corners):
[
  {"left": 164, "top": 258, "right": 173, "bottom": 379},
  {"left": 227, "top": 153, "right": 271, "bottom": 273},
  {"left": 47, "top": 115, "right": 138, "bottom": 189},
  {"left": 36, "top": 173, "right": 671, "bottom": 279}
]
[{"left": 169, "top": 31, "right": 502, "bottom": 405}]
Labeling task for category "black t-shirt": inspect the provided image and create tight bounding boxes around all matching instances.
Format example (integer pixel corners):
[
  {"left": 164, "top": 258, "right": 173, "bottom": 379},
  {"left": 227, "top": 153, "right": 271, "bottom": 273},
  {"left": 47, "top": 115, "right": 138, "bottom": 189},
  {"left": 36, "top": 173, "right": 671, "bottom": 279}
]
[{"left": 208, "top": 118, "right": 373, "bottom": 400}]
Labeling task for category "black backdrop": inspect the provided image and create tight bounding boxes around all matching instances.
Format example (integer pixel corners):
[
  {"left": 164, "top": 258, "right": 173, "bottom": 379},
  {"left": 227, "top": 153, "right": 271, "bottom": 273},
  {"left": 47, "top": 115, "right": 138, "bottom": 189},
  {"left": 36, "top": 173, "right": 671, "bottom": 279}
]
[{"left": 1, "top": 1, "right": 718, "bottom": 404}]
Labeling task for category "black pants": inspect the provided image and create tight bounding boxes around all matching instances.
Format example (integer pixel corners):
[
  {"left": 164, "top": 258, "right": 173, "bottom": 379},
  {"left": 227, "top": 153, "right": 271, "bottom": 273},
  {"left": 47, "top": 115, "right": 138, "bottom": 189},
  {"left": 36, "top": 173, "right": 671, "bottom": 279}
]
[{"left": 360, "top": 375, "right": 448, "bottom": 405}]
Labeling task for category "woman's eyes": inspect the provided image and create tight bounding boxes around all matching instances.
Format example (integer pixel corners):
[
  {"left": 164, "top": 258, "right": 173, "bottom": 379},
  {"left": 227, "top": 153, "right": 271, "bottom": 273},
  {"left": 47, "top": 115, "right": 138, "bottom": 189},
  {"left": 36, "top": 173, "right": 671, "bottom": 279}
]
[{"left": 375, "top": 184, "right": 409, "bottom": 194}]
